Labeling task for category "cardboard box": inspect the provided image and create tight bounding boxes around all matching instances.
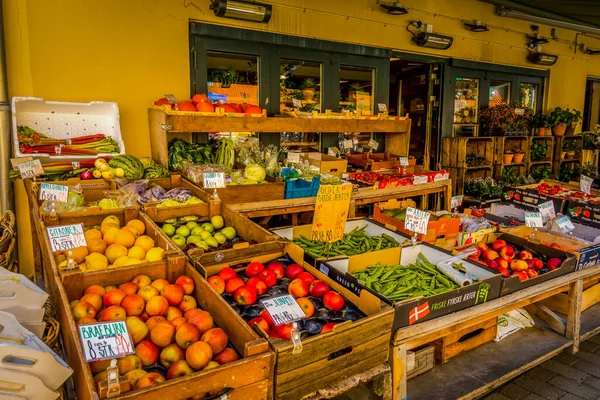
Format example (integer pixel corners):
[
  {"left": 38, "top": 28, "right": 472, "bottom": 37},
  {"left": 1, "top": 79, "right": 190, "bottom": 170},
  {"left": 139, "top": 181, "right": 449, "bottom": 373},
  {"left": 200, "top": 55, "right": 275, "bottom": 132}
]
[
  {"left": 301, "top": 152, "right": 348, "bottom": 177},
  {"left": 502, "top": 184, "right": 568, "bottom": 213},
  {"left": 457, "top": 227, "right": 497, "bottom": 247},
  {"left": 319, "top": 243, "right": 502, "bottom": 332},
  {"left": 567, "top": 200, "right": 600, "bottom": 230}
]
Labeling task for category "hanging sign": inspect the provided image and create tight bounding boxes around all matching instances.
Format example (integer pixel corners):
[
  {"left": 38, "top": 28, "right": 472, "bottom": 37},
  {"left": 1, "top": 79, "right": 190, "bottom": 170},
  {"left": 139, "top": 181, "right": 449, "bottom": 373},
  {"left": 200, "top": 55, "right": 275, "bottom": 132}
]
[
  {"left": 538, "top": 201, "right": 556, "bottom": 222},
  {"left": 451, "top": 195, "right": 464, "bottom": 210},
  {"left": 311, "top": 184, "right": 353, "bottom": 242},
  {"left": 368, "top": 139, "right": 379, "bottom": 151},
  {"left": 581, "top": 175, "right": 594, "bottom": 195},
  {"left": 404, "top": 207, "right": 430, "bottom": 235},
  {"left": 260, "top": 295, "right": 306, "bottom": 326},
  {"left": 556, "top": 216, "right": 576, "bottom": 233},
  {"left": 202, "top": 172, "right": 226, "bottom": 189},
  {"left": 39, "top": 183, "right": 69, "bottom": 202},
  {"left": 79, "top": 321, "right": 134, "bottom": 362},
  {"left": 47, "top": 224, "right": 87, "bottom": 252},
  {"left": 524, "top": 212, "right": 544, "bottom": 228},
  {"left": 17, "top": 159, "right": 43, "bottom": 179}
]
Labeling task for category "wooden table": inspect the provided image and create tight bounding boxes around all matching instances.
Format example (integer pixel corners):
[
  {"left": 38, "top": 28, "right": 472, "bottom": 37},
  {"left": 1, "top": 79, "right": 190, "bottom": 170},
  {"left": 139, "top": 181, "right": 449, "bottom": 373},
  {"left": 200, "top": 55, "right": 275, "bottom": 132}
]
[
  {"left": 229, "top": 180, "right": 452, "bottom": 225},
  {"left": 391, "top": 264, "right": 600, "bottom": 400}
]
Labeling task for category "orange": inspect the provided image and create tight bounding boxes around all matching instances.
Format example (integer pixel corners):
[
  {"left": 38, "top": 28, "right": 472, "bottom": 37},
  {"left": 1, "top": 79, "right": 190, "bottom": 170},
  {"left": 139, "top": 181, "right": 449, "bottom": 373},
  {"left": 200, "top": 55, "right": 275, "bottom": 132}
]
[
  {"left": 68, "top": 246, "right": 89, "bottom": 264},
  {"left": 134, "top": 236, "right": 155, "bottom": 252},
  {"left": 127, "top": 219, "right": 146, "bottom": 235},
  {"left": 84, "top": 229, "right": 103, "bottom": 241},
  {"left": 87, "top": 238, "right": 108, "bottom": 254},
  {"left": 114, "top": 229, "right": 136, "bottom": 248},
  {"left": 102, "top": 226, "right": 120, "bottom": 243},
  {"left": 123, "top": 226, "right": 140, "bottom": 239},
  {"left": 105, "top": 244, "right": 128, "bottom": 264},
  {"left": 128, "top": 246, "right": 146, "bottom": 260}
]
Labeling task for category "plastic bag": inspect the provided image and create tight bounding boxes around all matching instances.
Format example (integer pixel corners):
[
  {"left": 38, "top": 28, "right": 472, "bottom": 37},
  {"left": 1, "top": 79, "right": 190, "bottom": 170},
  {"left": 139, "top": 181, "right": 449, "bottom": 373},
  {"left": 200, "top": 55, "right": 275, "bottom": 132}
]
[{"left": 495, "top": 309, "right": 534, "bottom": 342}]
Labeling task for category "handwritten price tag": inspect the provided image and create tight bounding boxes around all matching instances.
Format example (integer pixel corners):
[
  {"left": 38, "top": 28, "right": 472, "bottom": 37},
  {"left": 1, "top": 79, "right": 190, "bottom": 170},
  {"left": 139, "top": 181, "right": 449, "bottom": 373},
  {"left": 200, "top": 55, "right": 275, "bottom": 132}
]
[
  {"left": 342, "top": 140, "right": 354, "bottom": 151},
  {"left": 538, "top": 201, "right": 556, "bottom": 222},
  {"left": 377, "top": 103, "right": 388, "bottom": 112},
  {"left": 556, "top": 216, "right": 576, "bottom": 233},
  {"left": 287, "top": 152, "right": 301, "bottom": 163},
  {"left": 413, "top": 175, "right": 428, "bottom": 185},
  {"left": 78, "top": 321, "right": 134, "bottom": 362},
  {"left": 10, "top": 157, "right": 33, "bottom": 170},
  {"left": 203, "top": 172, "right": 225, "bottom": 189},
  {"left": 39, "top": 183, "right": 69, "bottom": 202},
  {"left": 404, "top": 207, "right": 430, "bottom": 235},
  {"left": 17, "top": 159, "right": 43, "bottom": 179},
  {"left": 451, "top": 195, "right": 464, "bottom": 209},
  {"left": 260, "top": 295, "right": 306, "bottom": 327},
  {"left": 47, "top": 224, "right": 87, "bottom": 252},
  {"left": 525, "top": 212, "right": 544, "bottom": 228},
  {"left": 311, "top": 184, "right": 353, "bottom": 243},
  {"left": 581, "top": 175, "right": 594, "bottom": 194},
  {"left": 399, "top": 157, "right": 409, "bottom": 167},
  {"left": 368, "top": 139, "right": 379, "bottom": 151}
]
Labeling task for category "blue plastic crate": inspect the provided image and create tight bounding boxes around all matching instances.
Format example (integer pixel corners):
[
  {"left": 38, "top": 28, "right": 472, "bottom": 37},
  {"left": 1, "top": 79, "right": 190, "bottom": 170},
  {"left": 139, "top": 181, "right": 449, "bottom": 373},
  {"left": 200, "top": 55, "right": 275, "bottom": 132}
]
[{"left": 284, "top": 177, "right": 320, "bottom": 199}]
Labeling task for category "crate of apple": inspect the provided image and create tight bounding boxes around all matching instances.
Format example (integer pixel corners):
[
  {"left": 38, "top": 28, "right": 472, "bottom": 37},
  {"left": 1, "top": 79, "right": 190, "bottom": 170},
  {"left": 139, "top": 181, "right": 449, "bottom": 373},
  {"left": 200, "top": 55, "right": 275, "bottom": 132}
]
[
  {"left": 208, "top": 259, "right": 364, "bottom": 340},
  {"left": 469, "top": 239, "right": 563, "bottom": 281},
  {"left": 72, "top": 275, "right": 240, "bottom": 392}
]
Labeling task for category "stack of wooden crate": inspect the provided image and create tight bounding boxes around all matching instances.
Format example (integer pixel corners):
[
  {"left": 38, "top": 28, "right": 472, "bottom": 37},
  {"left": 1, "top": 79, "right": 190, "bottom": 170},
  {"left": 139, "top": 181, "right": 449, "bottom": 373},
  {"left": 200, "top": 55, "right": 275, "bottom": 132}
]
[{"left": 441, "top": 137, "right": 494, "bottom": 195}]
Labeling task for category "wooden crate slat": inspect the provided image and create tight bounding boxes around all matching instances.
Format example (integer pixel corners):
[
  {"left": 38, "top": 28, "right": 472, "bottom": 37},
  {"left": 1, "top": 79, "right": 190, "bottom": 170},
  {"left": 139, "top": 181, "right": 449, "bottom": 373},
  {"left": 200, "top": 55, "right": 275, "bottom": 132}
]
[
  {"left": 442, "top": 138, "right": 494, "bottom": 168},
  {"left": 446, "top": 167, "right": 493, "bottom": 196},
  {"left": 494, "top": 136, "right": 530, "bottom": 165}
]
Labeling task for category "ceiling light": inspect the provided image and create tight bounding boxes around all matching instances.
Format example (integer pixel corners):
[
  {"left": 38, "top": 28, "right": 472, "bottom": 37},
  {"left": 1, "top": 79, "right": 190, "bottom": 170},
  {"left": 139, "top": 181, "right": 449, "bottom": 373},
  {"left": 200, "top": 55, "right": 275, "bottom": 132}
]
[
  {"left": 464, "top": 20, "right": 489, "bottom": 32},
  {"left": 496, "top": 6, "right": 600, "bottom": 36},
  {"left": 210, "top": 0, "right": 272, "bottom": 23},
  {"left": 527, "top": 51, "right": 558, "bottom": 66},
  {"left": 378, "top": 1, "right": 408, "bottom": 15},
  {"left": 411, "top": 32, "right": 453, "bottom": 50}
]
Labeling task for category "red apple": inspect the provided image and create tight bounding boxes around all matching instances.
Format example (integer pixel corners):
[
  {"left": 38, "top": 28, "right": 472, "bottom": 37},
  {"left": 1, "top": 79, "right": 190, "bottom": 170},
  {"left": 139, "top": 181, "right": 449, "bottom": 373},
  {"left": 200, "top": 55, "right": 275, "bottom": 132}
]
[
  {"left": 527, "top": 269, "right": 539, "bottom": 278},
  {"left": 175, "top": 276, "right": 195, "bottom": 295},
  {"left": 485, "top": 260, "right": 499, "bottom": 270},
  {"left": 547, "top": 258, "right": 563, "bottom": 271},
  {"left": 491, "top": 239, "right": 507, "bottom": 251},
  {"left": 296, "top": 297, "right": 315, "bottom": 318},
  {"left": 258, "top": 270, "right": 277, "bottom": 287},
  {"left": 246, "top": 277, "right": 267, "bottom": 295},
  {"left": 234, "top": 285, "right": 257, "bottom": 305},
  {"left": 267, "top": 262, "right": 285, "bottom": 279},
  {"left": 274, "top": 323, "right": 293, "bottom": 340},
  {"left": 513, "top": 271, "right": 529, "bottom": 281},
  {"left": 496, "top": 258, "right": 510, "bottom": 269},
  {"left": 499, "top": 245, "right": 516, "bottom": 259},
  {"left": 225, "top": 277, "right": 245, "bottom": 294},
  {"left": 475, "top": 242, "right": 489, "bottom": 254},
  {"left": 296, "top": 272, "right": 315, "bottom": 286},
  {"left": 510, "top": 260, "right": 529, "bottom": 272},
  {"left": 525, "top": 259, "right": 536, "bottom": 270},
  {"left": 248, "top": 317, "right": 269, "bottom": 332},
  {"left": 483, "top": 250, "right": 499, "bottom": 262},
  {"left": 309, "top": 280, "right": 330, "bottom": 298},
  {"left": 207, "top": 275, "right": 225, "bottom": 294},
  {"left": 518, "top": 250, "right": 533, "bottom": 260},
  {"left": 321, "top": 323, "right": 336, "bottom": 333},
  {"left": 532, "top": 258, "right": 544, "bottom": 270},
  {"left": 245, "top": 262, "right": 264, "bottom": 277},
  {"left": 285, "top": 264, "right": 304, "bottom": 280},
  {"left": 288, "top": 279, "right": 309, "bottom": 298},
  {"left": 323, "top": 292, "right": 345, "bottom": 311},
  {"left": 497, "top": 266, "right": 510, "bottom": 277},
  {"left": 259, "top": 309, "right": 274, "bottom": 328},
  {"left": 218, "top": 267, "right": 237, "bottom": 281}
]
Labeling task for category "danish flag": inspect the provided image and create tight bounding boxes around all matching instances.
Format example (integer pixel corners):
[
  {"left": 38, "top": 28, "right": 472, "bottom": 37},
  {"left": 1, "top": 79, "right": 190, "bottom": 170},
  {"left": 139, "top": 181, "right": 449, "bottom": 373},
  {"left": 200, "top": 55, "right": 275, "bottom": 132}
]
[{"left": 408, "top": 302, "right": 430, "bottom": 325}]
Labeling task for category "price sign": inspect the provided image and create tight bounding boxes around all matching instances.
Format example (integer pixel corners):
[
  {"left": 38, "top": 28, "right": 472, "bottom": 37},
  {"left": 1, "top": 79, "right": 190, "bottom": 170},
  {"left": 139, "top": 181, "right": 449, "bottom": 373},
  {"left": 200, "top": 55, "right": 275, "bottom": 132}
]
[
  {"left": 538, "top": 201, "right": 556, "bottom": 222},
  {"left": 581, "top": 175, "right": 594, "bottom": 194},
  {"left": 413, "top": 175, "right": 428, "bottom": 185},
  {"left": 556, "top": 216, "right": 576, "bottom": 233},
  {"left": 47, "top": 224, "right": 87, "bottom": 252},
  {"left": 342, "top": 140, "right": 354, "bottom": 151},
  {"left": 39, "top": 183, "right": 69, "bottom": 202},
  {"left": 10, "top": 157, "right": 33, "bottom": 170},
  {"left": 287, "top": 152, "right": 301, "bottom": 163},
  {"left": 525, "top": 212, "right": 544, "bottom": 228},
  {"left": 260, "top": 295, "right": 306, "bottom": 326},
  {"left": 311, "top": 184, "right": 353, "bottom": 243},
  {"left": 79, "top": 321, "right": 134, "bottom": 362},
  {"left": 404, "top": 207, "right": 430, "bottom": 235},
  {"left": 202, "top": 172, "right": 225, "bottom": 189},
  {"left": 377, "top": 103, "right": 388, "bottom": 112},
  {"left": 399, "top": 157, "right": 409, "bottom": 167},
  {"left": 17, "top": 159, "right": 43, "bottom": 179},
  {"left": 451, "top": 195, "right": 464, "bottom": 209},
  {"left": 514, "top": 108, "right": 525, "bottom": 116},
  {"left": 368, "top": 139, "right": 379, "bottom": 151},
  {"left": 292, "top": 98, "right": 302, "bottom": 108}
]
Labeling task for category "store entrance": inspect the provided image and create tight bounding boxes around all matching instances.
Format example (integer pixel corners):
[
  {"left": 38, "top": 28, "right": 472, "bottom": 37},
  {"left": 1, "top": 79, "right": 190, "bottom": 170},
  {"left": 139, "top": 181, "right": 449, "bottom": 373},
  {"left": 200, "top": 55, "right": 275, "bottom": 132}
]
[
  {"left": 389, "top": 59, "right": 443, "bottom": 170},
  {"left": 584, "top": 77, "right": 600, "bottom": 132}
]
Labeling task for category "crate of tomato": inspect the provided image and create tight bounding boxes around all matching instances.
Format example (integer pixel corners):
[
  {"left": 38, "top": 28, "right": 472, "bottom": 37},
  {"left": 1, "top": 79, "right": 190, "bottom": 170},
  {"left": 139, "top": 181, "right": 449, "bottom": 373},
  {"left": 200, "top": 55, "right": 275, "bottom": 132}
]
[{"left": 502, "top": 180, "right": 599, "bottom": 214}]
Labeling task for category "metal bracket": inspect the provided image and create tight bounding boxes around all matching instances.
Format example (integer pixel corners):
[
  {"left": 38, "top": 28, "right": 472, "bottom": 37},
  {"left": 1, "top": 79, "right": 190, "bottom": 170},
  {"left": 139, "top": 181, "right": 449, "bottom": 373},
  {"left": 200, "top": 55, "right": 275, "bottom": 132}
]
[{"left": 161, "top": 124, "right": 173, "bottom": 131}]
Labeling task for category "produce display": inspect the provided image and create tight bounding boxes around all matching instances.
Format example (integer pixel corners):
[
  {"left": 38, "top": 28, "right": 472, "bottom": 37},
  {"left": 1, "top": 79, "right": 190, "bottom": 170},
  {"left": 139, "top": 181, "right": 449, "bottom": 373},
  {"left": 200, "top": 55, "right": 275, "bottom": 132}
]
[
  {"left": 525, "top": 182, "right": 596, "bottom": 200},
  {"left": 17, "top": 126, "right": 120, "bottom": 155},
  {"left": 211, "top": 257, "right": 364, "bottom": 340},
  {"left": 293, "top": 226, "right": 400, "bottom": 258},
  {"left": 160, "top": 214, "right": 240, "bottom": 253},
  {"left": 351, "top": 253, "right": 460, "bottom": 302},
  {"left": 125, "top": 180, "right": 205, "bottom": 207},
  {"left": 380, "top": 207, "right": 453, "bottom": 223},
  {"left": 53, "top": 216, "right": 166, "bottom": 271},
  {"left": 72, "top": 275, "right": 239, "bottom": 392},
  {"left": 155, "top": 94, "right": 263, "bottom": 116},
  {"left": 468, "top": 240, "right": 564, "bottom": 281},
  {"left": 348, "top": 170, "right": 448, "bottom": 189}
]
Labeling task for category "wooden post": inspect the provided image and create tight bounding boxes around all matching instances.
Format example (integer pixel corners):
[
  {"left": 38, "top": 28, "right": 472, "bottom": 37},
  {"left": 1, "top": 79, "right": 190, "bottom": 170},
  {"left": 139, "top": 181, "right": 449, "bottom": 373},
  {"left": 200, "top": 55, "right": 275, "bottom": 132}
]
[
  {"left": 567, "top": 279, "right": 583, "bottom": 353},
  {"left": 391, "top": 343, "right": 407, "bottom": 400}
]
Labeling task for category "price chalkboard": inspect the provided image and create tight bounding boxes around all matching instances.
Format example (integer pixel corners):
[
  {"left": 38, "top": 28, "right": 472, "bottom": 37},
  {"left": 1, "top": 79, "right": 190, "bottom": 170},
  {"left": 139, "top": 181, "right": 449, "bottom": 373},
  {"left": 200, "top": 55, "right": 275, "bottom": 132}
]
[
  {"left": 404, "top": 207, "right": 430, "bottom": 235},
  {"left": 311, "top": 184, "right": 353, "bottom": 243},
  {"left": 78, "top": 321, "right": 134, "bottom": 362},
  {"left": 47, "top": 224, "right": 87, "bottom": 252},
  {"left": 203, "top": 172, "right": 226, "bottom": 189},
  {"left": 39, "top": 183, "right": 69, "bottom": 202},
  {"left": 260, "top": 295, "right": 306, "bottom": 326}
]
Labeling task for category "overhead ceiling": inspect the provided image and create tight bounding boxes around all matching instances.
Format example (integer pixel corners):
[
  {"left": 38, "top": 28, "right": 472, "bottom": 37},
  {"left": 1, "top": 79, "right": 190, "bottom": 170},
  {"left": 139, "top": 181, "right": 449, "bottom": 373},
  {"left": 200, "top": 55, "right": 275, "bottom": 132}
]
[{"left": 481, "top": 0, "right": 600, "bottom": 30}]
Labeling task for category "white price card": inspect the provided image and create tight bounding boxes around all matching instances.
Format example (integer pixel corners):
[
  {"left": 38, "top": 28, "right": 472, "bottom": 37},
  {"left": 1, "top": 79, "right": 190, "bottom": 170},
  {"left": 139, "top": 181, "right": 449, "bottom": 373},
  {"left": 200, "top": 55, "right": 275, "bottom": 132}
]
[
  {"left": 342, "top": 139, "right": 354, "bottom": 150},
  {"left": 451, "top": 195, "right": 464, "bottom": 209},
  {"left": 287, "top": 152, "right": 301, "bottom": 163},
  {"left": 39, "top": 183, "right": 69, "bottom": 202},
  {"left": 203, "top": 172, "right": 226, "bottom": 189},
  {"left": 399, "top": 157, "right": 410, "bottom": 167},
  {"left": 377, "top": 103, "right": 388, "bottom": 112},
  {"left": 10, "top": 156, "right": 33, "bottom": 170},
  {"left": 17, "top": 159, "right": 43, "bottom": 179},
  {"left": 368, "top": 139, "right": 379, "bottom": 151},
  {"left": 327, "top": 148, "right": 336, "bottom": 157},
  {"left": 292, "top": 98, "right": 302, "bottom": 108},
  {"left": 556, "top": 215, "right": 576, "bottom": 233},
  {"left": 538, "top": 201, "right": 556, "bottom": 222},
  {"left": 79, "top": 321, "right": 134, "bottom": 362},
  {"left": 260, "top": 295, "right": 306, "bottom": 326},
  {"left": 413, "top": 175, "right": 428, "bottom": 185},
  {"left": 47, "top": 224, "right": 87, "bottom": 252},
  {"left": 404, "top": 207, "right": 430, "bottom": 235},
  {"left": 525, "top": 212, "right": 544, "bottom": 228},
  {"left": 581, "top": 175, "right": 594, "bottom": 194}
]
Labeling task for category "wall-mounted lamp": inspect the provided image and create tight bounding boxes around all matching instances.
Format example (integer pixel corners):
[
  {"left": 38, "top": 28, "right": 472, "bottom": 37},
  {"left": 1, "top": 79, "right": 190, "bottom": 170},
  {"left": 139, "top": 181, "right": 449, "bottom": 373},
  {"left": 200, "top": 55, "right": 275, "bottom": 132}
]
[
  {"left": 586, "top": 49, "right": 600, "bottom": 55},
  {"left": 210, "top": 0, "right": 272, "bottom": 23},
  {"left": 464, "top": 20, "right": 489, "bottom": 32},
  {"left": 378, "top": 1, "right": 408, "bottom": 15},
  {"left": 527, "top": 51, "right": 558, "bottom": 66},
  {"left": 412, "top": 32, "right": 453, "bottom": 50}
]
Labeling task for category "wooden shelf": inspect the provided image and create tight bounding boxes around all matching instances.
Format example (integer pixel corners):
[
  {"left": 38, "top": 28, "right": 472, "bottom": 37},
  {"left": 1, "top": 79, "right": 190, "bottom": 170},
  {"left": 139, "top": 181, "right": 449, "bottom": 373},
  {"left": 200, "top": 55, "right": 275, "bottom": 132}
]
[
  {"left": 530, "top": 160, "right": 553, "bottom": 165},
  {"left": 465, "top": 165, "right": 493, "bottom": 170},
  {"left": 280, "top": 142, "right": 319, "bottom": 147},
  {"left": 560, "top": 158, "right": 581, "bottom": 163},
  {"left": 580, "top": 302, "right": 600, "bottom": 342}
]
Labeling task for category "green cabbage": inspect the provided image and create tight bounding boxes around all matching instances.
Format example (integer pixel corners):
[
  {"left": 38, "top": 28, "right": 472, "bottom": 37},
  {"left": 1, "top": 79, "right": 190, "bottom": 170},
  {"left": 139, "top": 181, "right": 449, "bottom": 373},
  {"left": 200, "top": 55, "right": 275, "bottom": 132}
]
[{"left": 244, "top": 164, "right": 266, "bottom": 182}]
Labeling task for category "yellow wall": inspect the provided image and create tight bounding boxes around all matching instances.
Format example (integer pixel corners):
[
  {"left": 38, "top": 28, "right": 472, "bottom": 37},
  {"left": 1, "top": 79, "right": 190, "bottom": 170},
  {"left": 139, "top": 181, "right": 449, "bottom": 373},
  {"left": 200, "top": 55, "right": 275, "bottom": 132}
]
[{"left": 5, "top": 0, "right": 600, "bottom": 156}]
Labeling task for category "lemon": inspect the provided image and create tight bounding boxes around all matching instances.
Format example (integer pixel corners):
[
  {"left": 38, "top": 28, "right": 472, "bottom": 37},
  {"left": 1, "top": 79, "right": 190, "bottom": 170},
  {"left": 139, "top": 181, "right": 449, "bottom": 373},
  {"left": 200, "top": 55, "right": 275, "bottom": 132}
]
[{"left": 114, "top": 168, "right": 125, "bottom": 178}]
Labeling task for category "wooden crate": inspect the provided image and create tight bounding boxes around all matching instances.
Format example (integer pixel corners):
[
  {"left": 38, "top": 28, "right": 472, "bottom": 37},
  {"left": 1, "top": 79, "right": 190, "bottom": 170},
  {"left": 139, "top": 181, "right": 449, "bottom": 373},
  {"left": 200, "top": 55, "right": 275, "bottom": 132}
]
[
  {"left": 493, "top": 164, "right": 527, "bottom": 182},
  {"left": 528, "top": 162, "right": 554, "bottom": 181},
  {"left": 539, "top": 276, "right": 600, "bottom": 315},
  {"left": 193, "top": 242, "right": 394, "bottom": 400},
  {"left": 553, "top": 135, "right": 583, "bottom": 162},
  {"left": 441, "top": 137, "right": 494, "bottom": 168},
  {"left": 494, "top": 136, "right": 529, "bottom": 165},
  {"left": 54, "top": 260, "right": 272, "bottom": 400},
  {"left": 25, "top": 178, "right": 117, "bottom": 207},
  {"left": 528, "top": 136, "right": 554, "bottom": 163},
  {"left": 347, "top": 152, "right": 415, "bottom": 171},
  {"left": 191, "top": 176, "right": 285, "bottom": 205},
  {"left": 407, "top": 345, "right": 435, "bottom": 380},
  {"left": 446, "top": 167, "right": 493, "bottom": 196},
  {"left": 432, "top": 317, "right": 497, "bottom": 363}
]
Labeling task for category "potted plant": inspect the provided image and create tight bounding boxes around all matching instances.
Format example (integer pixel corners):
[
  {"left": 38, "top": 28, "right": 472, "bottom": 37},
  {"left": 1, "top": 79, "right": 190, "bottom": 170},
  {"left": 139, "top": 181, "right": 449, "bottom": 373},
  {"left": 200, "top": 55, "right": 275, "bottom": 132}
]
[
  {"left": 503, "top": 150, "right": 514, "bottom": 164},
  {"left": 566, "top": 109, "right": 582, "bottom": 134},
  {"left": 466, "top": 153, "right": 486, "bottom": 167},
  {"left": 512, "top": 147, "right": 525, "bottom": 163},
  {"left": 300, "top": 78, "right": 317, "bottom": 101},
  {"left": 549, "top": 107, "right": 579, "bottom": 136},
  {"left": 562, "top": 140, "right": 579, "bottom": 159},
  {"left": 582, "top": 131, "right": 600, "bottom": 165},
  {"left": 530, "top": 142, "right": 548, "bottom": 162},
  {"left": 530, "top": 166, "right": 555, "bottom": 182},
  {"left": 530, "top": 114, "right": 549, "bottom": 136}
]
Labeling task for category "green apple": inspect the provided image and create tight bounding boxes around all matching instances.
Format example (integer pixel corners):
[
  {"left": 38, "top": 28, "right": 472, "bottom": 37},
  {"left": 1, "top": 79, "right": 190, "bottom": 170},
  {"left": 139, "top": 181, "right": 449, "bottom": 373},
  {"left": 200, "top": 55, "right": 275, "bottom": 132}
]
[
  {"left": 221, "top": 226, "right": 236, "bottom": 240},
  {"left": 196, "top": 241, "right": 209, "bottom": 251},
  {"left": 171, "top": 235, "right": 186, "bottom": 249},
  {"left": 205, "top": 237, "right": 219, "bottom": 248},
  {"left": 214, "top": 232, "right": 227, "bottom": 245},
  {"left": 200, "top": 231, "right": 212, "bottom": 240},
  {"left": 201, "top": 223, "right": 214, "bottom": 233},
  {"left": 210, "top": 215, "right": 224, "bottom": 230},
  {"left": 190, "top": 226, "right": 205, "bottom": 236},
  {"left": 176, "top": 226, "right": 191, "bottom": 237},
  {"left": 162, "top": 224, "right": 176, "bottom": 237},
  {"left": 186, "top": 221, "right": 199, "bottom": 230}
]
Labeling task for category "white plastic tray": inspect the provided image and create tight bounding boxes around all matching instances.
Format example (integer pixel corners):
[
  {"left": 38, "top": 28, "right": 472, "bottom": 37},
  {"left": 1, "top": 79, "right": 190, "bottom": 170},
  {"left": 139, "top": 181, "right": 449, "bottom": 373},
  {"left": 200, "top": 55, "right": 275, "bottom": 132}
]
[{"left": 12, "top": 97, "right": 126, "bottom": 160}]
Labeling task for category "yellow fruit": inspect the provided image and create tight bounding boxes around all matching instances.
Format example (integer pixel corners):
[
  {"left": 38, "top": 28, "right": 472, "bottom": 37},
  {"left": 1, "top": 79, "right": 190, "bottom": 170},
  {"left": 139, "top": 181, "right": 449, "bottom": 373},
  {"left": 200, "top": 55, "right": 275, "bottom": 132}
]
[
  {"left": 85, "top": 253, "right": 108, "bottom": 271},
  {"left": 114, "top": 168, "right": 125, "bottom": 178},
  {"left": 145, "top": 247, "right": 165, "bottom": 262},
  {"left": 114, "top": 229, "right": 136, "bottom": 248},
  {"left": 112, "top": 256, "right": 130, "bottom": 268},
  {"left": 123, "top": 226, "right": 140, "bottom": 238},
  {"left": 58, "top": 260, "right": 68, "bottom": 269},
  {"left": 87, "top": 238, "right": 108, "bottom": 254},
  {"left": 67, "top": 246, "right": 89, "bottom": 264},
  {"left": 105, "top": 244, "right": 128, "bottom": 263},
  {"left": 102, "top": 216, "right": 121, "bottom": 228},
  {"left": 100, "top": 163, "right": 111, "bottom": 172},
  {"left": 102, "top": 226, "right": 120, "bottom": 243},
  {"left": 84, "top": 229, "right": 103, "bottom": 241},
  {"left": 128, "top": 246, "right": 146, "bottom": 260},
  {"left": 134, "top": 236, "right": 155, "bottom": 252},
  {"left": 93, "top": 170, "right": 102, "bottom": 179},
  {"left": 127, "top": 219, "right": 146, "bottom": 235},
  {"left": 125, "top": 259, "right": 142, "bottom": 266}
]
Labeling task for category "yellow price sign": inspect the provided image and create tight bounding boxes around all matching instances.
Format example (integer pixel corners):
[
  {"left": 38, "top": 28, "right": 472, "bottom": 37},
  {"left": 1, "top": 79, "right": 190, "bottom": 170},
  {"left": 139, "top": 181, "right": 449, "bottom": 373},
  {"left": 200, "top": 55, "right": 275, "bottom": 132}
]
[{"left": 311, "top": 184, "right": 353, "bottom": 243}]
